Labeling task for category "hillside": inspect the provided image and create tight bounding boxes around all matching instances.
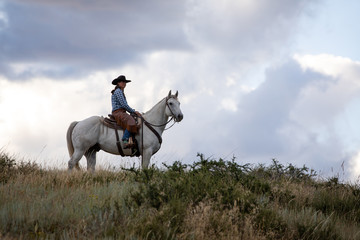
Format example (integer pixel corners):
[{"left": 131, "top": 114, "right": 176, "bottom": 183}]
[{"left": 1, "top": 151, "right": 360, "bottom": 239}]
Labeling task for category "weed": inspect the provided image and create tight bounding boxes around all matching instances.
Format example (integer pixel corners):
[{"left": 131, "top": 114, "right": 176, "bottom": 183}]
[{"left": 0, "top": 152, "right": 359, "bottom": 239}]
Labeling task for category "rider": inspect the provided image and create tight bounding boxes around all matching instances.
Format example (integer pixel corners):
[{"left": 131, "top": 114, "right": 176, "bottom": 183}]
[{"left": 111, "top": 75, "right": 141, "bottom": 148}]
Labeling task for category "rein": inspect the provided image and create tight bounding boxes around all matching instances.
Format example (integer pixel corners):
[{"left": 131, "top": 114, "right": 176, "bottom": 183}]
[
  {"left": 143, "top": 96, "right": 177, "bottom": 128},
  {"left": 140, "top": 117, "right": 163, "bottom": 144},
  {"left": 139, "top": 96, "right": 178, "bottom": 165},
  {"left": 144, "top": 116, "right": 174, "bottom": 128},
  {"left": 139, "top": 96, "right": 178, "bottom": 143}
]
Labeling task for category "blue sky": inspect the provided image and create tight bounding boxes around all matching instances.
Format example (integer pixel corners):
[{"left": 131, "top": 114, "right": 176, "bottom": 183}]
[
  {"left": 1, "top": 0, "right": 360, "bottom": 181},
  {"left": 295, "top": 0, "right": 360, "bottom": 60}
]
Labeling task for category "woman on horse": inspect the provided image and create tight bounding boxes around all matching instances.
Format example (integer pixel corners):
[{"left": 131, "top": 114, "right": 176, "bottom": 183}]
[{"left": 111, "top": 75, "right": 141, "bottom": 148}]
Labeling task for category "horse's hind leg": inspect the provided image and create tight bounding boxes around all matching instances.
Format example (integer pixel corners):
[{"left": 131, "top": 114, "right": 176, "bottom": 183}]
[
  {"left": 85, "top": 147, "right": 97, "bottom": 172},
  {"left": 68, "top": 149, "right": 85, "bottom": 171}
]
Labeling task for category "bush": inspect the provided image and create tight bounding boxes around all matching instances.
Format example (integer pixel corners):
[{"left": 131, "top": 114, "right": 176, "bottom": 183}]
[
  {"left": 0, "top": 151, "right": 40, "bottom": 183},
  {"left": 1, "top": 153, "right": 359, "bottom": 239}
]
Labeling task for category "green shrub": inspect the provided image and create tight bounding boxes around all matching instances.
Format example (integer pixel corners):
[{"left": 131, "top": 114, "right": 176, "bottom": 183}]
[
  {"left": 0, "top": 151, "right": 40, "bottom": 183},
  {"left": 1, "top": 153, "right": 359, "bottom": 239}
]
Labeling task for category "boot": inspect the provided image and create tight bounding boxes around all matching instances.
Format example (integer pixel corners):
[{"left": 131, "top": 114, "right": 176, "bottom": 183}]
[{"left": 124, "top": 137, "right": 135, "bottom": 149}]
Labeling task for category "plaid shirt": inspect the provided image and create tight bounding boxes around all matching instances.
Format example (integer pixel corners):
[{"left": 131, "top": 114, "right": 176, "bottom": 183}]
[{"left": 111, "top": 88, "right": 135, "bottom": 113}]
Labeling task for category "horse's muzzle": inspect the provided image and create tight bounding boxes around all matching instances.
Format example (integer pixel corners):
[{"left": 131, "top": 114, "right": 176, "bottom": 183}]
[{"left": 176, "top": 113, "right": 183, "bottom": 122}]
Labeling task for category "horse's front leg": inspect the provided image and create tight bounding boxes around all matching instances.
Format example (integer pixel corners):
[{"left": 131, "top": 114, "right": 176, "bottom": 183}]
[{"left": 141, "top": 148, "right": 152, "bottom": 169}]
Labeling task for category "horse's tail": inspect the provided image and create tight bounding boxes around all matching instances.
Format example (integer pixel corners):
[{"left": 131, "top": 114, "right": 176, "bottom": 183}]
[{"left": 66, "top": 121, "right": 78, "bottom": 157}]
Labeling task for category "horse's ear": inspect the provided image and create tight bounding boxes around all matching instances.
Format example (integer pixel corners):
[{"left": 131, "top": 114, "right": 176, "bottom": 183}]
[
  {"left": 168, "top": 90, "right": 172, "bottom": 98},
  {"left": 175, "top": 91, "right": 178, "bottom": 98}
]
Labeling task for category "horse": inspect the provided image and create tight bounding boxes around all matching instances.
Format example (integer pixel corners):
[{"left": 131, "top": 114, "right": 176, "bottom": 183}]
[{"left": 66, "top": 91, "right": 183, "bottom": 171}]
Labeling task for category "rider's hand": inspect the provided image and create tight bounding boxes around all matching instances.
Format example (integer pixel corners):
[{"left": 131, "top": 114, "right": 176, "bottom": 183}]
[{"left": 135, "top": 111, "right": 142, "bottom": 117}]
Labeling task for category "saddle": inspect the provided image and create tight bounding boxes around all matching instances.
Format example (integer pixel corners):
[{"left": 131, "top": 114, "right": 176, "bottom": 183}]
[
  {"left": 103, "top": 114, "right": 122, "bottom": 130},
  {"left": 103, "top": 114, "right": 141, "bottom": 130},
  {"left": 101, "top": 114, "right": 140, "bottom": 157}
]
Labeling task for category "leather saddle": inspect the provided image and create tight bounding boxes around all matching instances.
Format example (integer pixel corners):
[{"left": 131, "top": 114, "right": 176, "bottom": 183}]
[
  {"left": 101, "top": 114, "right": 140, "bottom": 157},
  {"left": 103, "top": 114, "right": 123, "bottom": 130}
]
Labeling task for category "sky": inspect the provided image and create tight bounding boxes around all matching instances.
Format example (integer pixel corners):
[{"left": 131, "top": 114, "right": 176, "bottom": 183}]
[{"left": 1, "top": 0, "right": 360, "bottom": 181}]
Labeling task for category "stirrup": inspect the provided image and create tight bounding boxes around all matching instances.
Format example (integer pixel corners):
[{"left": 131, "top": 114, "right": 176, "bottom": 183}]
[{"left": 123, "top": 138, "right": 135, "bottom": 149}]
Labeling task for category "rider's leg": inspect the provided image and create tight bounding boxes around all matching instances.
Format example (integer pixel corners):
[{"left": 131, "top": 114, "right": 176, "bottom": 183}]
[{"left": 122, "top": 129, "right": 131, "bottom": 141}]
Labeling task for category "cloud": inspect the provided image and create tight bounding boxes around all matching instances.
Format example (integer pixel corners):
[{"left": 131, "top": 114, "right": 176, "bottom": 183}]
[
  {"left": 0, "top": 8, "right": 9, "bottom": 30},
  {"left": 182, "top": 59, "right": 327, "bottom": 161},
  {"left": 186, "top": 0, "right": 314, "bottom": 54},
  {"left": 183, "top": 54, "right": 360, "bottom": 180},
  {"left": 0, "top": 0, "right": 190, "bottom": 79},
  {"left": 0, "top": 0, "right": 320, "bottom": 80},
  {"left": 350, "top": 152, "right": 360, "bottom": 181},
  {"left": 294, "top": 54, "right": 360, "bottom": 126},
  {"left": 0, "top": 73, "right": 111, "bottom": 161},
  {"left": 234, "top": 60, "right": 321, "bottom": 153},
  {"left": 5, "top": 0, "right": 360, "bottom": 181}
]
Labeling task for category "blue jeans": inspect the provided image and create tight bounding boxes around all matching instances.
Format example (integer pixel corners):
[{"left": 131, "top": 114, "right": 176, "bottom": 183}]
[{"left": 122, "top": 129, "right": 131, "bottom": 141}]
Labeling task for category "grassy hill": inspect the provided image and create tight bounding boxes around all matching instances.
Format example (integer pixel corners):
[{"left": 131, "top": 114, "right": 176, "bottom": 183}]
[{"left": 1, "top": 151, "right": 360, "bottom": 239}]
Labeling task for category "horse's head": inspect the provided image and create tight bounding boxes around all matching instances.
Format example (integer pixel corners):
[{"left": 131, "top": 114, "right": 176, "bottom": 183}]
[{"left": 166, "top": 90, "right": 183, "bottom": 122}]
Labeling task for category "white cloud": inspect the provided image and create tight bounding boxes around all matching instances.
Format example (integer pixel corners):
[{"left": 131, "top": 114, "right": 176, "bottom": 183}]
[
  {"left": 178, "top": 54, "right": 360, "bottom": 181},
  {"left": 291, "top": 54, "right": 360, "bottom": 179},
  {"left": 221, "top": 98, "right": 237, "bottom": 112},
  {"left": 0, "top": 10, "right": 8, "bottom": 31},
  {"left": 294, "top": 54, "right": 360, "bottom": 78},
  {"left": 293, "top": 54, "right": 360, "bottom": 127},
  {"left": 5, "top": 0, "right": 360, "bottom": 182},
  {"left": 0, "top": 74, "right": 110, "bottom": 163},
  {"left": 350, "top": 151, "right": 360, "bottom": 182}
]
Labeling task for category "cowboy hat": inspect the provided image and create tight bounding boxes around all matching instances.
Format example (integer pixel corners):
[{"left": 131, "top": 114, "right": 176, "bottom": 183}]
[{"left": 112, "top": 75, "right": 131, "bottom": 85}]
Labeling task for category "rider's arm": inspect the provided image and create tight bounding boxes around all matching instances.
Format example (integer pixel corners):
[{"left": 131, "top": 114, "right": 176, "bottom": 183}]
[{"left": 114, "top": 89, "right": 135, "bottom": 113}]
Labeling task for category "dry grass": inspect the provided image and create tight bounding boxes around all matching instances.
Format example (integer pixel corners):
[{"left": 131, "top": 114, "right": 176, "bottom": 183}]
[
  {"left": 180, "top": 200, "right": 265, "bottom": 240},
  {"left": 1, "top": 151, "right": 360, "bottom": 239}
]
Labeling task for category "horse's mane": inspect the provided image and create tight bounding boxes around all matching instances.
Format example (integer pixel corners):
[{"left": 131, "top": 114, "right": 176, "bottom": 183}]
[
  {"left": 143, "top": 97, "right": 167, "bottom": 116},
  {"left": 143, "top": 95, "right": 178, "bottom": 116}
]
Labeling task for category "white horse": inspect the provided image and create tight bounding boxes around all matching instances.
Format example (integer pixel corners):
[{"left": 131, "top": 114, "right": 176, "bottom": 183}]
[{"left": 67, "top": 91, "right": 183, "bottom": 171}]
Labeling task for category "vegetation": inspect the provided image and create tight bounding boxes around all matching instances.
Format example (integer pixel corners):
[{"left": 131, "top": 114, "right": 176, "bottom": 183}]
[{"left": 1, "top": 151, "right": 360, "bottom": 239}]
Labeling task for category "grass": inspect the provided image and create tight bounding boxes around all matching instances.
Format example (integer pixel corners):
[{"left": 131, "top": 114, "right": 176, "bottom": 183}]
[{"left": 0, "top": 151, "right": 360, "bottom": 239}]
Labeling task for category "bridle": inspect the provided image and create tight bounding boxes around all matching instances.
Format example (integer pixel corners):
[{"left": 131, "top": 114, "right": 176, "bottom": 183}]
[
  {"left": 139, "top": 95, "right": 179, "bottom": 145},
  {"left": 143, "top": 96, "right": 177, "bottom": 128},
  {"left": 138, "top": 96, "right": 180, "bottom": 165}
]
